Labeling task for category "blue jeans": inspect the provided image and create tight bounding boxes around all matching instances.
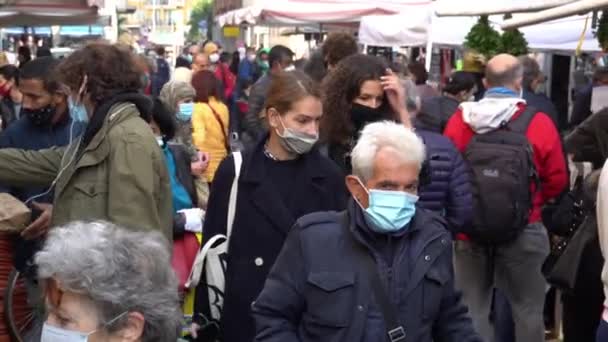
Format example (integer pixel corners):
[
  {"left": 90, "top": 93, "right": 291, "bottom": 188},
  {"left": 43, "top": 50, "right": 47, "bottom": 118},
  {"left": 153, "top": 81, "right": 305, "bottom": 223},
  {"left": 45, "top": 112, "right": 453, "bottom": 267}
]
[{"left": 493, "top": 290, "right": 515, "bottom": 342}]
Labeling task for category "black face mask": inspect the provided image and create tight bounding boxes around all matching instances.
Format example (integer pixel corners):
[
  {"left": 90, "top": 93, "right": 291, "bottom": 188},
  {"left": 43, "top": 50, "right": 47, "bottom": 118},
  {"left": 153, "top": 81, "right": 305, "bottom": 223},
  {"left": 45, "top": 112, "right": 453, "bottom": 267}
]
[
  {"left": 22, "top": 104, "right": 56, "bottom": 126},
  {"left": 350, "top": 103, "right": 384, "bottom": 132}
]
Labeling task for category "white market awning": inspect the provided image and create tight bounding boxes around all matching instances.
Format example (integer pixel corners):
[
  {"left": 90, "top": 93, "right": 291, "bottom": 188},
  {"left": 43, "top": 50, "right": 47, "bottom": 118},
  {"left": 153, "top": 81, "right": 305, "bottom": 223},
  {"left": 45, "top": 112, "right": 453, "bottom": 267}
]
[
  {"left": 0, "top": 0, "right": 109, "bottom": 27},
  {"left": 215, "top": 0, "right": 432, "bottom": 27},
  {"left": 358, "top": 3, "right": 601, "bottom": 53}
]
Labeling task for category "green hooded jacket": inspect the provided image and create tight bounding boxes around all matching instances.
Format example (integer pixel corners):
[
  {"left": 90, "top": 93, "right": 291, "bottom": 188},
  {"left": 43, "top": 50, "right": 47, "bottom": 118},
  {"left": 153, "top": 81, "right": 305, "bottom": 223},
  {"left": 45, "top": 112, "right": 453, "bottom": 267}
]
[{"left": 0, "top": 102, "right": 173, "bottom": 240}]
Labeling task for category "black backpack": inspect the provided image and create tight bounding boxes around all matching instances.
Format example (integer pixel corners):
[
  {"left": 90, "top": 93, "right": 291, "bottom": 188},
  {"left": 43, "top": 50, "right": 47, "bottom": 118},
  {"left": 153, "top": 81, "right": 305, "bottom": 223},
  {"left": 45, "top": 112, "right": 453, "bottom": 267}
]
[{"left": 464, "top": 106, "right": 538, "bottom": 244}]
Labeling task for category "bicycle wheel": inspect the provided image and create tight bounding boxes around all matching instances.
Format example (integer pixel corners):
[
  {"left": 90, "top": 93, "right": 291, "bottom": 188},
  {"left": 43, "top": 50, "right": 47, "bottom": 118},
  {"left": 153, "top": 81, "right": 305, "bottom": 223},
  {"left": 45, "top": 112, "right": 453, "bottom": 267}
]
[{"left": 4, "top": 269, "right": 34, "bottom": 342}]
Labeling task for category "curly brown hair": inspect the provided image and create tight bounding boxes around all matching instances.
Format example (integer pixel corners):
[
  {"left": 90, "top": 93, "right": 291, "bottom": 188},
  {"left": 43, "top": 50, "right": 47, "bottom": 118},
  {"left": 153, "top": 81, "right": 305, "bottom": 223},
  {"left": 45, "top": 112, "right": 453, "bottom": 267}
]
[
  {"left": 322, "top": 32, "right": 358, "bottom": 67},
  {"left": 320, "top": 54, "right": 390, "bottom": 145},
  {"left": 56, "top": 42, "right": 144, "bottom": 104}
]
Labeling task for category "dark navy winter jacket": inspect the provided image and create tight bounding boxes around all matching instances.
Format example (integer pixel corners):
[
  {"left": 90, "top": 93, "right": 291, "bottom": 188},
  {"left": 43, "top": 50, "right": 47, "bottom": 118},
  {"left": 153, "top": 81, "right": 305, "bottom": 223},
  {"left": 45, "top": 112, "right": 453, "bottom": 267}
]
[
  {"left": 522, "top": 90, "right": 559, "bottom": 129},
  {"left": 417, "top": 129, "right": 472, "bottom": 233},
  {"left": 0, "top": 115, "right": 85, "bottom": 203},
  {"left": 253, "top": 201, "right": 481, "bottom": 342},
  {"left": 0, "top": 114, "right": 84, "bottom": 274}
]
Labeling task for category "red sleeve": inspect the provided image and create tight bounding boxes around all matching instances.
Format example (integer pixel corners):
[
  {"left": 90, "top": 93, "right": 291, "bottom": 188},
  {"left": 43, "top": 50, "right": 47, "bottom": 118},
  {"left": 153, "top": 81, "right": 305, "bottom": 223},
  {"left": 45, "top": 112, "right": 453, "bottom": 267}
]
[
  {"left": 443, "top": 109, "right": 473, "bottom": 153},
  {"left": 526, "top": 112, "right": 568, "bottom": 202}
]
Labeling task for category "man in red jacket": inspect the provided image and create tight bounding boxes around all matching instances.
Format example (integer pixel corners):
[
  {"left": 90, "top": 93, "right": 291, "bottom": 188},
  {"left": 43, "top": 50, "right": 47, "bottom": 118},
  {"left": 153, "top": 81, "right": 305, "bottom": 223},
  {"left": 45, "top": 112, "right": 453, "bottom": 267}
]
[{"left": 444, "top": 54, "right": 567, "bottom": 342}]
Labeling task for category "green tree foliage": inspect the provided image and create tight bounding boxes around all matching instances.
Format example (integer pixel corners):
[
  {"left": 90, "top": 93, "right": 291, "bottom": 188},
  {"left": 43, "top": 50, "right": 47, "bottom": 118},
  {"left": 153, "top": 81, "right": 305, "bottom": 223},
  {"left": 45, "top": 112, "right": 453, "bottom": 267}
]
[
  {"left": 500, "top": 29, "right": 529, "bottom": 56},
  {"left": 188, "top": 0, "right": 214, "bottom": 42},
  {"left": 499, "top": 14, "right": 528, "bottom": 56},
  {"left": 464, "top": 15, "right": 502, "bottom": 57},
  {"left": 464, "top": 15, "right": 529, "bottom": 58},
  {"left": 596, "top": 10, "right": 608, "bottom": 52}
]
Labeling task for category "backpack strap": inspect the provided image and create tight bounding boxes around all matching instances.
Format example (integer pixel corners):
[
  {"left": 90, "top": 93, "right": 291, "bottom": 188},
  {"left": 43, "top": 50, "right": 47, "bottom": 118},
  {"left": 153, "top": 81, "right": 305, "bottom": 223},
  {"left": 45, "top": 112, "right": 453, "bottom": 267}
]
[{"left": 507, "top": 105, "right": 537, "bottom": 134}]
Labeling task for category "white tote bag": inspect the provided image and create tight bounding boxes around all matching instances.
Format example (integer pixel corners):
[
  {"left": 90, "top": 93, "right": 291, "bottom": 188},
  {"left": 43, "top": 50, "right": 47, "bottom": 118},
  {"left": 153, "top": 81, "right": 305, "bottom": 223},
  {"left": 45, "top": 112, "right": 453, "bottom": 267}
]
[{"left": 186, "top": 151, "right": 242, "bottom": 320}]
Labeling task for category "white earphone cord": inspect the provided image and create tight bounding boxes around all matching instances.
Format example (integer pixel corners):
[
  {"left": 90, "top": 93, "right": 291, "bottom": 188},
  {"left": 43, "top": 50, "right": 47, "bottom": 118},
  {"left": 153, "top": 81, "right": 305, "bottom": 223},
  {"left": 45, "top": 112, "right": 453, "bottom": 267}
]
[{"left": 24, "top": 119, "right": 79, "bottom": 205}]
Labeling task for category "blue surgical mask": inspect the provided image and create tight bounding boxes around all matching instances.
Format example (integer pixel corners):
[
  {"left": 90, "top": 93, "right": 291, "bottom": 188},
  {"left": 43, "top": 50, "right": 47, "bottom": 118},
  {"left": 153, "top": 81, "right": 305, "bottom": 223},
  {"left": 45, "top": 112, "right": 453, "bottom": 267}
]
[
  {"left": 68, "top": 97, "right": 88, "bottom": 124},
  {"left": 177, "top": 102, "right": 194, "bottom": 122},
  {"left": 41, "top": 323, "right": 94, "bottom": 342},
  {"left": 41, "top": 311, "right": 128, "bottom": 342},
  {"left": 357, "top": 179, "right": 418, "bottom": 233}
]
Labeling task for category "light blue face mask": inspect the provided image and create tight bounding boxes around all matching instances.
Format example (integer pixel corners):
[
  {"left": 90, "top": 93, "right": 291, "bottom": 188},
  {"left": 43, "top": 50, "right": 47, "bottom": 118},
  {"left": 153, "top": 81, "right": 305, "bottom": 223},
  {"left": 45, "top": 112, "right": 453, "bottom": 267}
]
[
  {"left": 177, "top": 102, "right": 194, "bottom": 122},
  {"left": 41, "top": 311, "right": 128, "bottom": 342},
  {"left": 357, "top": 179, "right": 418, "bottom": 233},
  {"left": 68, "top": 97, "right": 89, "bottom": 124},
  {"left": 41, "top": 323, "right": 94, "bottom": 342}
]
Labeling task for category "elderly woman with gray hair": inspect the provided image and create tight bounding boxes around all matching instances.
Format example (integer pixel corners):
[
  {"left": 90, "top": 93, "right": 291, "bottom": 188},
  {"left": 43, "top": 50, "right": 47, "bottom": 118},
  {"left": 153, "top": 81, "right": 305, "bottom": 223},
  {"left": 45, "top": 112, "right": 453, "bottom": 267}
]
[{"left": 35, "top": 221, "right": 181, "bottom": 341}]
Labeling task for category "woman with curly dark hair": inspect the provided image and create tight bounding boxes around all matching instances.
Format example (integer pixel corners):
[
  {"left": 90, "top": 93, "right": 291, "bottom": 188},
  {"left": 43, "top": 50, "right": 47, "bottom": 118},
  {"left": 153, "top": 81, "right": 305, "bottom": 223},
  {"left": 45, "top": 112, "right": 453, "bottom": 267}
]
[
  {"left": 0, "top": 43, "right": 173, "bottom": 240},
  {"left": 321, "top": 53, "right": 410, "bottom": 173}
]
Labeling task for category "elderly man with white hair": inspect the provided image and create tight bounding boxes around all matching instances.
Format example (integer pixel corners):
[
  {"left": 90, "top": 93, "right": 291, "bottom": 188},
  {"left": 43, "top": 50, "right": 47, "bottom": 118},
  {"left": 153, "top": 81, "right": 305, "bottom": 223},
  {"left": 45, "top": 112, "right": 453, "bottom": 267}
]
[
  {"left": 252, "top": 121, "right": 481, "bottom": 342},
  {"left": 35, "top": 221, "right": 181, "bottom": 342}
]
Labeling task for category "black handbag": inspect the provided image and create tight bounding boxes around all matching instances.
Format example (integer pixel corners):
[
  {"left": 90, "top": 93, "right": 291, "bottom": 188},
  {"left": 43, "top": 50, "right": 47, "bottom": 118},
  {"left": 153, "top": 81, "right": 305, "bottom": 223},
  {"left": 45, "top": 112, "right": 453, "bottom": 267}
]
[
  {"left": 541, "top": 177, "right": 586, "bottom": 237},
  {"left": 542, "top": 169, "right": 600, "bottom": 293},
  {"left": 542, "top": 214, "right": 598, "bottom": 293}
]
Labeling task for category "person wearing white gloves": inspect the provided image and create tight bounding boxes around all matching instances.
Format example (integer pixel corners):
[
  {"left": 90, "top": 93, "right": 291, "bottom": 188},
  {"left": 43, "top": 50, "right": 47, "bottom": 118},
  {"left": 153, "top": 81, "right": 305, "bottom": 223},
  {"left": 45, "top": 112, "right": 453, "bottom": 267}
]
[{"left": 149, "top": 98, "right": 207, "bottom": 236}]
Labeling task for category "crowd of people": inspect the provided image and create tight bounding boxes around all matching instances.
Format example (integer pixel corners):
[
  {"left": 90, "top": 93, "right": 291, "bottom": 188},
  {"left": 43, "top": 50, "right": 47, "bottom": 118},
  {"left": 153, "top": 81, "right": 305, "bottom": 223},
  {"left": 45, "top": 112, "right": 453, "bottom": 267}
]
[{"left": 0, "top": 31, "right": 607, "bottom": 342}]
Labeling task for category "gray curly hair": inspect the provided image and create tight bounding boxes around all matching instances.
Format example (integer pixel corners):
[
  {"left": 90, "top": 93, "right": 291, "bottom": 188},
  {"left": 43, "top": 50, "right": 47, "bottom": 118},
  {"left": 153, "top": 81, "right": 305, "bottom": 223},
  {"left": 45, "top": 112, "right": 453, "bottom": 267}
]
[{"left": 35, "top": 221, "right": 181, "bottom": 341}]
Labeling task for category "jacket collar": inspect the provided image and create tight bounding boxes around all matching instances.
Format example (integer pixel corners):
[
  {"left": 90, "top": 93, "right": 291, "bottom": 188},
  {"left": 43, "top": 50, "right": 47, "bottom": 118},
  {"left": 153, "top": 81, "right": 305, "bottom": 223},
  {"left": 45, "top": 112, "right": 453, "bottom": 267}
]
[
  {"left": 346, "top": 200, "right": 450, "bottom": 298},
  {"left": 55, "top": 103, "right": 138, "bottom": 198},
  {"left": 348, "top": 199, "right": 423, "bottom": 246},
  {"left": 83, "top": 102, "right": 140, "bottom": 154},
  {"left": 240, "top": 133, "right": 327, "bottom": 183},
  {"left": 240, "top": 134, "right": 329, "bottom": 235}
]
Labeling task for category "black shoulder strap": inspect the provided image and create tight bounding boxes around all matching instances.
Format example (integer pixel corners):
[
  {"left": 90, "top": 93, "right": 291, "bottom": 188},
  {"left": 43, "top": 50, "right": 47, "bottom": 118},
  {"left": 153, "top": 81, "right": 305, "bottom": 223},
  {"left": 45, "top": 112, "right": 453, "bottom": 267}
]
[
  {"left": 341, "top": 212, "right": 406, "bottom": 342},
  {"left": 508, "top": 105, "right": 537, "bottom": 134}
]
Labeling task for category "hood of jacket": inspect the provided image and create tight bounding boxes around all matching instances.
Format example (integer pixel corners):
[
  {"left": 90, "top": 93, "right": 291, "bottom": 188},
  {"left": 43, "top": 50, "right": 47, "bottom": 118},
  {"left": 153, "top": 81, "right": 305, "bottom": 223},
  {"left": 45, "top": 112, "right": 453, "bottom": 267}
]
[{"left": 460, "top": 88, "right": 526, "bottom": 134}]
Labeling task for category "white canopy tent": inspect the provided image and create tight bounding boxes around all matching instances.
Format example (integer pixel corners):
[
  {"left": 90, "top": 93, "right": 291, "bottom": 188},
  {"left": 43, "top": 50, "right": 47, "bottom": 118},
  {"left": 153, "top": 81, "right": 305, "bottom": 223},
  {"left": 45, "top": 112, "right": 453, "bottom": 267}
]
[
  {"left": 359, "top": 8, "right": 600, "bottom": 53},
  {"left": 215, "top": 0, "right": 432, "bottom": 27}
]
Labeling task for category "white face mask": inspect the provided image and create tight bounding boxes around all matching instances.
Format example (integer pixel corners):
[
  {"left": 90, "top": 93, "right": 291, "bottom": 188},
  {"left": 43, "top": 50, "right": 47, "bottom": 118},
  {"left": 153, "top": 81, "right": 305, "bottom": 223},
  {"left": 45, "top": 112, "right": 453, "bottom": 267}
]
[
  {"left": 41, "top": 311, "right": 128, "bottom": 342},
  {"left": 41, "top": 323, "right": 95, "bottom": 342},
  {"left": 283, "top": 65, "right": 295, "bottom": 72},
  {"left": 209, "top": 53, "right": 220, "bottom": 64},
  {"left": 247, "top": 54, "right": 256, "bottom": 62}
]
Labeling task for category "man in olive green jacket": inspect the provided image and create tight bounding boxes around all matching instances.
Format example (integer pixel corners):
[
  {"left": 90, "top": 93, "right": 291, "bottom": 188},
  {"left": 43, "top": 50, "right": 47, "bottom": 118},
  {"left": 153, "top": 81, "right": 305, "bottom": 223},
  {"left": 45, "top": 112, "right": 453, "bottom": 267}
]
[{"left": 0, "top": 102, "right": 173, "bottom": 240}]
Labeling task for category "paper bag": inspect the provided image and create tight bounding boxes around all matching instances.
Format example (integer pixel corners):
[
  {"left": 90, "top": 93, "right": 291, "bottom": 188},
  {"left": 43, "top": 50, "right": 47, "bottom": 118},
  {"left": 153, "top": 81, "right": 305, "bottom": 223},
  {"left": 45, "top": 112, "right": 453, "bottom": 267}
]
[{"left": 0, "top": 193, "right": 31, "bottom": 233}]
